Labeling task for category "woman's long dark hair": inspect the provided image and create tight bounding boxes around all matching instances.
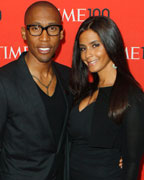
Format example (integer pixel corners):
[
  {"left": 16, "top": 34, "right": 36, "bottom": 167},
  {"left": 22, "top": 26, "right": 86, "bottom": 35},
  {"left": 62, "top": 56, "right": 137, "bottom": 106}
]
[{"left": 70, "top": 16, "right": 143, "bottom": 123}]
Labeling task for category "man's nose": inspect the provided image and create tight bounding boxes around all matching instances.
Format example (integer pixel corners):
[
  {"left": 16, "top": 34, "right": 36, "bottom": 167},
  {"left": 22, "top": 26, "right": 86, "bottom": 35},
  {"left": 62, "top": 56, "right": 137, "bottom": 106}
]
[{"left": 39, "top": 29, "right": 50, "bottom": 41}]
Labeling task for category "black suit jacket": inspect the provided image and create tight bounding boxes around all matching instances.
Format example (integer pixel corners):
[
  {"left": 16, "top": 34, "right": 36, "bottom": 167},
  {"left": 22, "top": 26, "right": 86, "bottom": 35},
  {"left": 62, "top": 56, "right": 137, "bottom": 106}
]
[{"left": 0, "top": 52, "right": 72, "bottom": 180}]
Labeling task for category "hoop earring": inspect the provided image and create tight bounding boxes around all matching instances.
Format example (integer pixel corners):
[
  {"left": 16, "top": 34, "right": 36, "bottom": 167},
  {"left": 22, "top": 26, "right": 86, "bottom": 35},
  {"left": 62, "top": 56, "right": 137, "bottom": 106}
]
[{"left": 112, "top": 63, "right": 117, "bottom": 69}]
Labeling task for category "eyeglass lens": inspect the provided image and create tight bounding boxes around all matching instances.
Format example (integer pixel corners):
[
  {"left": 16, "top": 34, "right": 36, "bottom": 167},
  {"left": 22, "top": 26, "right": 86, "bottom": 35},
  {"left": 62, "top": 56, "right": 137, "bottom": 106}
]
[{"left": 29, "top": 25, "right": 61, "bottom": 36}]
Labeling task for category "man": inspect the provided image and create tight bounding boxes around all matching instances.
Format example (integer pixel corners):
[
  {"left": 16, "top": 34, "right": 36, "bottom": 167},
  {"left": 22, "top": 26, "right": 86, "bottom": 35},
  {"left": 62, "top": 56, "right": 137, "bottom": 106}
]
[{"left": 0, "top": 1, "right": 71, "bottom": 180}]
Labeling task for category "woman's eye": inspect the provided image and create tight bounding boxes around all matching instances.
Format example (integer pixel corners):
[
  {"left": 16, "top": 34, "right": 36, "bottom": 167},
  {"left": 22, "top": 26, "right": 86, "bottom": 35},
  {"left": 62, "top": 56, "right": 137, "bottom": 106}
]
[
  {"left": 92, "top": 43, "right": 100, "bottom": 48},
  {"left": 80, "top": 47, "right": 86, "bottom": 52}
]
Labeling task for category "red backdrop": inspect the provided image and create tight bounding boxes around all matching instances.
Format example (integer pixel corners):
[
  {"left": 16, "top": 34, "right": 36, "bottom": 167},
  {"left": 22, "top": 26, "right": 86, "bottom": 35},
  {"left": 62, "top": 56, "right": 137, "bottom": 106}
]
[{"left": 0, "top": 0, "right": 144, "bottom": 179}]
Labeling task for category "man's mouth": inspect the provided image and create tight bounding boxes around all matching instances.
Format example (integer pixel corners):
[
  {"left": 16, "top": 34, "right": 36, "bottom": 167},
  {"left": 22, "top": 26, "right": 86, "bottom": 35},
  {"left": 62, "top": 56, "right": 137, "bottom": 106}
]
[{"left": 38, "top": 48, "right": 51, "bottom": 54}]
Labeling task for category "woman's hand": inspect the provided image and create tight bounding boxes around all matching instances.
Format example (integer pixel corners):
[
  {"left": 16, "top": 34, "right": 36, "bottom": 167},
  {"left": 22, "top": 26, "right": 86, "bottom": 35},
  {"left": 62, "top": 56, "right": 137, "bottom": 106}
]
[{"left": 119, "top": 157, "right": 123, "bottom": 169}]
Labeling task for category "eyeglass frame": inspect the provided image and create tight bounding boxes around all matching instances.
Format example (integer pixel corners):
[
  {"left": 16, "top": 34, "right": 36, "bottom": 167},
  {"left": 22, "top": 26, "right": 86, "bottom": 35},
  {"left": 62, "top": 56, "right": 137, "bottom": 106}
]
[{"left": 26, "top": 24, "right": 63, "bottom": 36}]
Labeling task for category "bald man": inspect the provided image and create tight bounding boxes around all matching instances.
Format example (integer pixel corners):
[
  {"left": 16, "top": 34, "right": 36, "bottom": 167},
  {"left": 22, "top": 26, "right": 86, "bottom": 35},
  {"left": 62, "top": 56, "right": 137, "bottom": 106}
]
[{"left": 0, "top": 1, "right": 72, "bottom": 180}]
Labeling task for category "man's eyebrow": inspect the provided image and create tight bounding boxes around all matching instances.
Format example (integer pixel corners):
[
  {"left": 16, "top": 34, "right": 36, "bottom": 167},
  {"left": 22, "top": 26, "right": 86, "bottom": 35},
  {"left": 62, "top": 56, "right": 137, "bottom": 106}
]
[{"left": 26, "top": 22, "right": 61, "bottom": 25}]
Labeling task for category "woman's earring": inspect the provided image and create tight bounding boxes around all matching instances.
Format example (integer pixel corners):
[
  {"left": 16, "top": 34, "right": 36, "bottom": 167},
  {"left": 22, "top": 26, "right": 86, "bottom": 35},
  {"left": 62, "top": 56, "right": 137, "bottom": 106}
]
[{"left": 112, "top": 64, "right": 117, "bottom": 69}]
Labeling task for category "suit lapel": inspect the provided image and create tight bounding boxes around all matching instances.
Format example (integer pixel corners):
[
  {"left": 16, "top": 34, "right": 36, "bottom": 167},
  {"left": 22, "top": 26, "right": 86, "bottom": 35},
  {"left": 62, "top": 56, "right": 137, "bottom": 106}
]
[{"left": 52, "top": 62, "right": 69, "bottom": 153}]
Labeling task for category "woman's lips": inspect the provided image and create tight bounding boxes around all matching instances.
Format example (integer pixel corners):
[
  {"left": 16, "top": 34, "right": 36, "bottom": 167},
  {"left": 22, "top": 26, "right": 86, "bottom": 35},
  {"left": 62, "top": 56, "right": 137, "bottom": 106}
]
[{"left": 87, "top": 60, "right": 98, "bottom": 66}]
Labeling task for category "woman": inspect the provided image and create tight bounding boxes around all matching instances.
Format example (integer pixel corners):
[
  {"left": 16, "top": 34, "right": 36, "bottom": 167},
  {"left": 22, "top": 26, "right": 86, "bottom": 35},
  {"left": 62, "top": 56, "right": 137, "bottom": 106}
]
[{"left": 68, "top": 16, "right": 144, "bottom": 180}]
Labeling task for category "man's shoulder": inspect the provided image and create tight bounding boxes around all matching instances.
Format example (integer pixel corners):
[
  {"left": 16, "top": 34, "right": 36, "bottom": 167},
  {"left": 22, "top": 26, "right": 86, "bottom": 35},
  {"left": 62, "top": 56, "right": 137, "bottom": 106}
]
[
  {"left": 53, "top": 61, "right": 71, "bottom": 81},
  {"left": 0, "top": 59, "right": 18, "bottom": 75},
  {"left": 53, "top": 61, "right": 71, "bottom": 87},
  {"left": 0, "top": 52, "right": 25, "bottom": 76},
  {"left": 53, "top": 61, "right": 71, "bottom": 73}
]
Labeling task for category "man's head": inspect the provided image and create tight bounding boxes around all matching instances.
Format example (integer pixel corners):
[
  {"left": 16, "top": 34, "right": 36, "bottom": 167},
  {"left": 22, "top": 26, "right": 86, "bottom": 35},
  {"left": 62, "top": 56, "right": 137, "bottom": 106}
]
[{"left": 21, "top": 1, "right": 64, "bottom": 63}]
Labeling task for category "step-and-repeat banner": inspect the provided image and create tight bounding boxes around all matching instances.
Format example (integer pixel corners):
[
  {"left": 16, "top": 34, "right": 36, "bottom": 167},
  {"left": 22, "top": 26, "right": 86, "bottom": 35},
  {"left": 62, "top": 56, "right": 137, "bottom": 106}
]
[{"left": 0, "top": 0, "right": 144, "bottom": 179}]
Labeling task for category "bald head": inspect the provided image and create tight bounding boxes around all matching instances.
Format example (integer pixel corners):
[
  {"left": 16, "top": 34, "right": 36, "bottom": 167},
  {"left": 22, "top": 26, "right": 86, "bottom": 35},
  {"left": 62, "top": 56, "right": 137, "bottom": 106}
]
[{"left": 24, "top": 1, "right": 61, "bottom": 25}]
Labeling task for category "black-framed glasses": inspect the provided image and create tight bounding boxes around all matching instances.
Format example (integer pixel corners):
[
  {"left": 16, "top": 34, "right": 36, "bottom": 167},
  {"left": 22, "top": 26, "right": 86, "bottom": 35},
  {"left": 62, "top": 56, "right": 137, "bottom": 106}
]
[{"left": 26, "top": 24, "right": 63, "bottom": 36}]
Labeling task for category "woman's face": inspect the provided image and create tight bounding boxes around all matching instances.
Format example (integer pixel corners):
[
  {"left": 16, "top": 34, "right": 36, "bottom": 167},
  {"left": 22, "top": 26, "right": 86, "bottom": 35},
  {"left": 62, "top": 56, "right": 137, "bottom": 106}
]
[{"left": 79, "top": 29, "right": 113, "bottom": 74}]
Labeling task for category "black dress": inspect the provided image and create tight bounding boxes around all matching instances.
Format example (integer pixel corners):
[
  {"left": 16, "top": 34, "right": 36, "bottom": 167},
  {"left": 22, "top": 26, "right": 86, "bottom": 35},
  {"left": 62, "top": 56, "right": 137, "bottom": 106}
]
[{"left": 68, "top": 87, "right": 144, "bottom": 180}]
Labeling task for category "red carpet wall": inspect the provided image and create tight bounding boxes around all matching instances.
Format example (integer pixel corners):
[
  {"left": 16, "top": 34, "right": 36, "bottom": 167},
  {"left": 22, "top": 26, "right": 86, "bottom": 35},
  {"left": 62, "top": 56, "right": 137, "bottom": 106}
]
[{"left": 0, "top": 0, "right": 144, "bottom": 179}]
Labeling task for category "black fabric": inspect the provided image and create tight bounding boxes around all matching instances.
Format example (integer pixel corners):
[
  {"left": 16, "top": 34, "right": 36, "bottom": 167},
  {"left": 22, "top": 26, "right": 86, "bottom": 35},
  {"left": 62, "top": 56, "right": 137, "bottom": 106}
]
[
  {"left": 0, "top": 52, "right": 72, "bottom": 180},
  {"left": 121, "top": 94, "right": 144, "bottom": 180},
  {"left": 68, "top": 86, "right": 144, "bottom": 180},
  {"left": 36, "top": 81, "right": 66, "bottom": 145}
]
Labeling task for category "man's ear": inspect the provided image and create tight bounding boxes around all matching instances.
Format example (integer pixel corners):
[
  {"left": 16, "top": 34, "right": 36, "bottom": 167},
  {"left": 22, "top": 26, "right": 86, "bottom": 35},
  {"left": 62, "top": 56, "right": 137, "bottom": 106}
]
[
  {"left": 21, "top": 27, "right": 27, "bottom": 40},
  {"left": 60, "top": 30, "right": 64, "bottom": 40}
]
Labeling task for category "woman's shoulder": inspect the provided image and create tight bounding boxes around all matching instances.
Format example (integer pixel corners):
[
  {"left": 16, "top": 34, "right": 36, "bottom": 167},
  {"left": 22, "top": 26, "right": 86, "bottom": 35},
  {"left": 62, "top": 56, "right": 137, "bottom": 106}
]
[
  {"left": 122, "top": 87, "right": 144, "bottom": 126},
  {"left": 128, "top": 86, "right": 144, "bottom": 110}
]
